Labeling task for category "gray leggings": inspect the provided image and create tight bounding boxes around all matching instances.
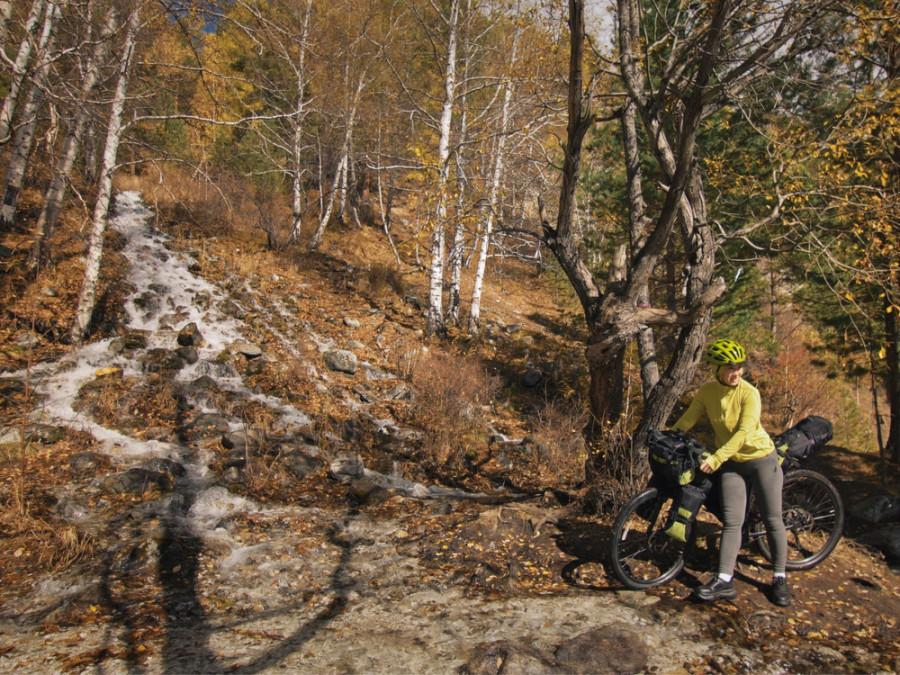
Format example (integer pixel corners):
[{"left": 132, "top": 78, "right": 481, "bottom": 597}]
[{"left": 718, "top": 451, "right": 787, "bottom": 576}]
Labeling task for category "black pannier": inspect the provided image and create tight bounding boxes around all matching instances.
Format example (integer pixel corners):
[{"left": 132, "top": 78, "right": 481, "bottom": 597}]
[
  {"left": 772, "top": 415, "right": 833, "bottom": 460},
  {"left": 646, "top": 430, "right": 713, "bottom": 542}
]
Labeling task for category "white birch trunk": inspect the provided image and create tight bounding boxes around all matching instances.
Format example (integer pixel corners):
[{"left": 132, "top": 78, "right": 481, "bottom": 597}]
[
  {"left": 446, "top": 86, "right": 469, "bottom": 327},
  {"left": 0, "top": 0, "right": 47, "bottom": 145},
  {"left": 308, "top": 76, "right": 364, "bottom": 251},
  {"left": 71, "top": 7, "right": 140, "bottom": 343},
  {"left": 288, "top": 0, "right": 312, "bottom": 244},
  {"left": 426, "top": 0, "right": 460, "bottom": 336},
  {"left": 0, "top": 0, "right": 62, "bottom": 230},
  {"left": 0, "top": 0, "right": 12, "bottom": 53},
  {"left": 468, "top": 29, "right": 518, "bottom": 335},
  {"left": 31, "top": 6, "right": 118, "bottom": 267}
]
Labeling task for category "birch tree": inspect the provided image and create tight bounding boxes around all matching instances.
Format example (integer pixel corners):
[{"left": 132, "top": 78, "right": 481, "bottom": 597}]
[
  {"left": 425, "top": 0, "right": 461, "bottom": 336},
  {"left": 0, "top": 0, "right": 45, "bottom": 144},
  {"left": 71, "top": 4, "right": 141, "bottom": 343},
  {"left": 468, "top": 24, "right": 519, "bottom": 335},
  {"left": 0, "top": 0, "right": 64, "bottom": 230},
  {"left": 30, "top": 4, "right": 119, "bottom": 270}
]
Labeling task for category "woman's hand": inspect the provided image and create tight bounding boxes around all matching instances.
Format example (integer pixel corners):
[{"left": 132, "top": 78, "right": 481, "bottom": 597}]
[{"left": 699, "top": 461, "right": 714, "bottom": 474}]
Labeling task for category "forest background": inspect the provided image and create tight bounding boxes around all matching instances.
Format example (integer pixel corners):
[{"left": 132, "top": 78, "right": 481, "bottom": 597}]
[{"left": 1, "top": 0, "right": 899, "bottom": 502}]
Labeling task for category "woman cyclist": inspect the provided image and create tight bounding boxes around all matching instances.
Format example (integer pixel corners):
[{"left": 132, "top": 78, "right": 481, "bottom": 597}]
[{"left": 671, "top": 338, "right": 790, "bottom": 607}]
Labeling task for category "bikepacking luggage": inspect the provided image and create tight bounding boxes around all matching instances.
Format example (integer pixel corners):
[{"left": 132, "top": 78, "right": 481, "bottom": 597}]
[
  {"left": 646, "top": 430, "right": 713, "bottom": 542},
  {"left": 771, "top": 415, "right": 833, "bottom": 460},
  {"left": 647, "top": 430, "right": 707, "bottom": 487}
]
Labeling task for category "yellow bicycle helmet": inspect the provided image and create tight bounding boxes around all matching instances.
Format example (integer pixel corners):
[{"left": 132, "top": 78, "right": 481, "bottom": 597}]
[{"left": 704, "top": 338, "right": 747, "bottom": 366}]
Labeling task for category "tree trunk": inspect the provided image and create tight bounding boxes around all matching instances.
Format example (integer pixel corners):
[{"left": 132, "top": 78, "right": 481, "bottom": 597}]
[
  {"left": 0, "top": 0, "right": 12, "bottom": 53},
  {"left": 884, "top": 290, "right": 900, "bottom": 464},
  {"left": 31, "top": 5, "right": 117, "bottom": 270},
  {"left": 0, "top": 0, "right": 45, "bottom": 145},
  {"left": 70, "top": 6, "right": 140, "bottom": 343},
  {"left": 426, "top": 0, "right": 460, "bottom": 337},
  {"left": 543, "top": 0, "right": 727, "bottom": 495},
  {"left": 0, "top": 0, "right": 61, "bottom": 230},
  {"left": 622, "top": 97, "right": 660, "bottom": 399},
  {"left": 446, "top": 99, "right": 468, "bottom": 328},
  {"left": 287, "top": 0, "right": 312, "bottom": 245},
  {"left": 308, "top": 76, "right": 363, "bottom": 251},
  {"left": 469, "top": 28, "right": 518, "bottom": 335}
]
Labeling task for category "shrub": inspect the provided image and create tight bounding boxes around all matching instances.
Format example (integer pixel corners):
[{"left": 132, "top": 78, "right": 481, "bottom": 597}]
[{"left": 409, "top": 351, "right": 499, "bottom": 471}]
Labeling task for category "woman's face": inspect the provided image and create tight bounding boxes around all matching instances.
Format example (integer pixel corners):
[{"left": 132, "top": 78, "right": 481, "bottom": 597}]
[{"left": 720, "top": 364, "right": 744, "bottom": 386}]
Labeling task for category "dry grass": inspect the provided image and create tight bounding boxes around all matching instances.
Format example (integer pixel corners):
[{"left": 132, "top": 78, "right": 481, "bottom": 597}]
[
  {"left": 527, "top": 399, "right": 588, "bottom": 484},
  {"left": 409, "top": 351, "right": 499, "bottom": 473}
]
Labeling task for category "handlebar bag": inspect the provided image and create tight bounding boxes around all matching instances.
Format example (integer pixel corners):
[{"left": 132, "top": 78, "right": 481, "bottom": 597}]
[{"left": 648, "top": 430, "right": 708, "bottom": 486}]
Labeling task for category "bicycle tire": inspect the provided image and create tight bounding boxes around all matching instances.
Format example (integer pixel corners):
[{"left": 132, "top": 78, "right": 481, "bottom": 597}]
[
  {"left": 610, "top": 487, "right": 687, "bottom": 589},
  {"left": 753, "top": 468, "right": 844, "bottom": 570}
]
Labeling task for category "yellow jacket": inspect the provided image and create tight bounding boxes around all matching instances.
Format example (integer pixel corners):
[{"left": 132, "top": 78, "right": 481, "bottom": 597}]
[{"left": 671, "top": 378, "right": 774, "bottom": 471}]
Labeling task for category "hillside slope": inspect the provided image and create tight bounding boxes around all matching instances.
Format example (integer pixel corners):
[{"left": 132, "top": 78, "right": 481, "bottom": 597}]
[{"left": 0, "top": 184, "right": 898, "bottom": 672}]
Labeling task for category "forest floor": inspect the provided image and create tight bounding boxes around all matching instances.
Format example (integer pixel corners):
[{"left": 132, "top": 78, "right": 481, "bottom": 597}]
[{"left": 0, "top": 185, "right": 899, "bottom": 673}]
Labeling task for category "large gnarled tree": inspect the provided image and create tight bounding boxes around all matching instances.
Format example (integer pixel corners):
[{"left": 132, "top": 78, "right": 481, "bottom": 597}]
[{"left": 545, "top": 0, "right": 842, "bottom": 497}]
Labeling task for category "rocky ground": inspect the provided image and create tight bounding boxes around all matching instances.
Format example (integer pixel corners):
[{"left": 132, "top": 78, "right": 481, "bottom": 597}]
[{"left": 1, "top": 193, "right": 900, "bottom": 674}]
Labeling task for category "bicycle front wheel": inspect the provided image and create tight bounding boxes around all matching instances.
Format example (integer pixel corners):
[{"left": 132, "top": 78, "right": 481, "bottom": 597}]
[
  {"left": 610, "top": 487, "right": 687, "bottom": 589},
  {"left": 754, "top": 468, "right": 844, "bottom": 570}
]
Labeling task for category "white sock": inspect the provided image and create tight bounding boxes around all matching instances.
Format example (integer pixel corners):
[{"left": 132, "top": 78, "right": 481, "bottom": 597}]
[
  {"left": 718, "top": 573, "right": 732, "bottom": 583},
  {"left": 773, "top": 573, "right": 786, "bottom": 581}
]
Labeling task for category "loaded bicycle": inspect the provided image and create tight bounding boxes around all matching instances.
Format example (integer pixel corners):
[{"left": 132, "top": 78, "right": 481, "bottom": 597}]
[{"left": 609, "top": 419, "right": 844, "bottom": 590}]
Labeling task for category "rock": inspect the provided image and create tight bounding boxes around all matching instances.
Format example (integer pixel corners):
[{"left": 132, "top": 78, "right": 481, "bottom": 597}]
[
  {"left": 180, "top": 413, "right": 231, "bottom": 441},
  {"left": 555, "top": 626, "right": 648, "bottom": 675},
  {"left": 850, "top": 494, "right": 900, "bottom": 524},
  {"left": 858, "top": 525, "right": 900, "bottom": 559},
  {"left": 108, "top": 332, "right": 149, "bottom": 354},
  {"left": 346, "top": 478, "right": 394, "bottom": 506},
  {"left": 222, "top": 428, "right": 267, "bottom": 454},
  {"left": 521, "top": 367, "right": 542, "bottom": 388},
  {"left": 234, "top": 341, "right": 263, "bottom": 358},
  {"left": 22, "top": 423, "right": 67, "bottom": 445},
  {"left": 190, "top": 375, "right": 219, "bottom": 390},
  {"left": 99, "top": 467, "right": 173, "bottom": 495},
  {"left": 464, "top": 640, "right": 562, "bottom": 675},
  {"left": 139, "top": 457, "right": 186, "bottom": 479},
  {"left": 280, "top": 450, "right": 326, "bottom": 478},
  {"left": 330, "top": 450, "right": 365, "bottom": 481},
  {"left": 140, "top": 348, "right": 187, "bottom": 373},
  {"left": 94, "top": 366, "right": 124, "bottom": 379},
  {"left": 220, "top": 298, "right": 246, "bottom": 319},
  {"left": 346, "top": 339, "right": 366, "bottom": 350},
  {"left": 67, "top": 452, "right": 108, "bottom": 471},
  {"left": 177, "top": 322, "right": 204, "bottom": 346},
  {"left": 175, "top": 345, "right": 199, "bottom": 364},
  {"left": 343, "top": 316, "right": 361, "bottom": 329},
  {"left": 324, "top": 349, "right": 358, "bottom": 374}
]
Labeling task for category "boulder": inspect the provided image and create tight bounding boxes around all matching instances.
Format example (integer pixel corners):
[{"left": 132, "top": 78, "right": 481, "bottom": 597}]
[
  {"left": 99, "top": 467, "right": 173, "bottom": 495},
  {"left": 234, "top": 341, "right": 263, "bottom": 358},
  {"left": 858, "top": 525, "right": 900, "bottom": 559},
  {"left": 464, "top": 640, "right": 562, "bottom": 675},
  {"left": 330, "top": 450, "right": 365, "bottom": 481},
  {"left": 180, "top": 413, "right": 230, "bottom": 441},
  {"left": 324, "top": 349, "right": 358, "bottom": 374},
  {"left": 177, "top": 322, "right": 204, "bottom": 347},
  {"left": 554, "top": 626, "right": 649, "bottom": 675},
  {"left": 280, "top": 450, "right": 327, "bottom": 478},
  {"left": 140, "top": 348, "right": 188, "bottom": 373},
  {"left": 850, "top": 494, "right": 900, "bottom": 524}
]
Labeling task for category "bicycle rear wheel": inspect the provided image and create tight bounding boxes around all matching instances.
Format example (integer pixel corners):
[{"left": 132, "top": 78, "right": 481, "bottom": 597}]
[
  {"left": 610, "top": 487, "right": 687, "bottom": 589},
  {"left": 753, "top": 468, "right": 844, "bottom": 570}
]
